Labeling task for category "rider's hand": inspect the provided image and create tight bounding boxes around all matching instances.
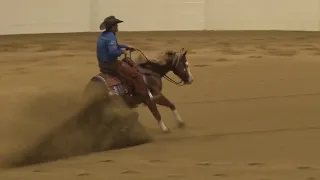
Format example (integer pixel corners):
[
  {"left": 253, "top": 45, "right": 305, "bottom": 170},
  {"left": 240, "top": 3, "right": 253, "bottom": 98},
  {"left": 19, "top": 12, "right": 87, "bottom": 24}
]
[
  {"left": 127, "top": 45, "right": 135, "bottom": 51},
  {"left": 121, "top": 48, "right": 127, "bottom": 54}
]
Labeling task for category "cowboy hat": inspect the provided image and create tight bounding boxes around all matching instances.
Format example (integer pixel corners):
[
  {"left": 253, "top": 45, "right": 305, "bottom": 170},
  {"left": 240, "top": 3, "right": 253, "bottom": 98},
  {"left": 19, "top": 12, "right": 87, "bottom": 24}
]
[{"left": 99, "top": 15, "right": 123, "bottom": 30}]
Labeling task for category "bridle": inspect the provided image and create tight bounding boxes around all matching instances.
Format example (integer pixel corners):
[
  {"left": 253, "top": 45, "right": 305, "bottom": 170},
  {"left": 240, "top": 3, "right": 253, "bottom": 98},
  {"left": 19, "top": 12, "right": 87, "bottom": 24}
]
[
  {"left": 131, "top": 48, "right": 186, "bottom": 86},
  {"left": 164, "top": 53, "right": 185, "bottom": 86}
]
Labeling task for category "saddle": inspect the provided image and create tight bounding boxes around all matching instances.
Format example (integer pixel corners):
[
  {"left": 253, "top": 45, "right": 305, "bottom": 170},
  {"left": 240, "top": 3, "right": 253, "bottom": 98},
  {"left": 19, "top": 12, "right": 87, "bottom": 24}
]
[
  {"left": 97, "top": 60, "right": 154, "bottom": 97},
  {"left": 97, "top": 73, "right": 131, "bottom": 96}
]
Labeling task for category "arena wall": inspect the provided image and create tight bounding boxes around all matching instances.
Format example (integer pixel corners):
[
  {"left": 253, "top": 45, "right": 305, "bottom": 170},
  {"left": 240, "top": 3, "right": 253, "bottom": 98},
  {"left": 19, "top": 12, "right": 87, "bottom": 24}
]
[
  {"left": 0, "top": 0, "right": 91, "bottom": 35},
  {"left": 0, "top": 0, "right": 319, "bottom": 35},
  {"left": 205, "top": 0, "right": 320, "bottom": 31}
]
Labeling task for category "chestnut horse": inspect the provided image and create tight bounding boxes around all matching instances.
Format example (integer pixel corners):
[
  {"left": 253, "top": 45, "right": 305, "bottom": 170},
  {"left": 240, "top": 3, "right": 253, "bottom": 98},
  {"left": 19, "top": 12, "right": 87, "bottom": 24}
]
[{"left": 83, "top": 48, "right": 194, "bottom": 133}]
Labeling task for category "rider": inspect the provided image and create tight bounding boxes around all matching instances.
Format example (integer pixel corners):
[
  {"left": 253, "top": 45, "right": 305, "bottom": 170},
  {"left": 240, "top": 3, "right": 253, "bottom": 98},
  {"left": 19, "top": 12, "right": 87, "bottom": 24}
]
[{"left": 96, "top": 15, "right": 155, "bottom": 103}]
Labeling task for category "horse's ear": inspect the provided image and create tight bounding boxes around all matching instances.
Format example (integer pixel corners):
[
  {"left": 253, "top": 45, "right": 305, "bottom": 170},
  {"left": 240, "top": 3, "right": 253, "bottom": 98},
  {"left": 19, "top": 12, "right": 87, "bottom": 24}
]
[{"left": 180, "top": 48, "right": 187, "bottom": 55}]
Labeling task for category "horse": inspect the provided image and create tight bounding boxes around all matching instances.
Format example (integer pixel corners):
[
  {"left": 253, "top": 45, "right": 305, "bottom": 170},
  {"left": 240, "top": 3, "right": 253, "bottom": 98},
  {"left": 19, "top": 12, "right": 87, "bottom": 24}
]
[{"left": 83, "top": 48, "right": 194, "bottom": 133}]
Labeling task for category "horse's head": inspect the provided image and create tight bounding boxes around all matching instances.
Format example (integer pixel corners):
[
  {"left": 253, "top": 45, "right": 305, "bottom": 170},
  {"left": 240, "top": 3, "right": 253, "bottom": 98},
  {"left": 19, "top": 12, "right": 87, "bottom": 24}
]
[
  {"left": 167, "top": 48, "right": 194, "bottom": 85},
  {"left": 137, "top": 48, "right": 194, "bottom": 85}
]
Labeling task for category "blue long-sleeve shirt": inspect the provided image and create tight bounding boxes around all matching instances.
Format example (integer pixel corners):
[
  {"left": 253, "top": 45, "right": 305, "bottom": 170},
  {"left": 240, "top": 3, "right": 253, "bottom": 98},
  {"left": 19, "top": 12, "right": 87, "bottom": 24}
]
[{"left": 96, "top": 31, "right": 128, "bottom": 63}]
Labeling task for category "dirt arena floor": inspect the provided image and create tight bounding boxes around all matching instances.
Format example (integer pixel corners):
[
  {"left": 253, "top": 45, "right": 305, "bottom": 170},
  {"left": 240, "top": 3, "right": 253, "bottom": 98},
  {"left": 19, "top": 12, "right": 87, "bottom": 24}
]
[{"left": 0, "top": 31, "right": 320, "bottom": 180}]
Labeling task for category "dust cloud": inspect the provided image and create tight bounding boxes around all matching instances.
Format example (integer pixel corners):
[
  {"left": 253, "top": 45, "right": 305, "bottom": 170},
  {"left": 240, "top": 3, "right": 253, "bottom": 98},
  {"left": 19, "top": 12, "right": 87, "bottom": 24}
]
[{"left": 0, "top": 90, "right": 152, "bottom": 168}]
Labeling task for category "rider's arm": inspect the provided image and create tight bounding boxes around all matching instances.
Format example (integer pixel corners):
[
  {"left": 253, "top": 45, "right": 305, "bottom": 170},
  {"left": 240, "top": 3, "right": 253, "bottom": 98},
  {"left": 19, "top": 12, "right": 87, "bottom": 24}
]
[
  {"left": 118, "top": 44, "right": 129, "bottom": 49},
  {"left": 107, "top": 40, "right": 123, "bottom": 57}
]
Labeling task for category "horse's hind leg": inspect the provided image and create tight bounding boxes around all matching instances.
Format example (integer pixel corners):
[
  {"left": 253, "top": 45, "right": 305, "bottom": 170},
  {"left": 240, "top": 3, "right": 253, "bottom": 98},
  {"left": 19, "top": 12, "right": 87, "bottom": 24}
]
[{"left": 155, "top": 94, "right": 185, "bottom": 128}]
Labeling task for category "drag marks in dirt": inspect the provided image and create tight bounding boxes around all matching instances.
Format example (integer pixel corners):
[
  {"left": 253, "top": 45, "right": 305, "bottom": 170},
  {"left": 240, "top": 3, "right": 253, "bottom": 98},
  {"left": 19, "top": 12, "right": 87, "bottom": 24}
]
[{"left": 27, "top": 158, "right": 319, "bottom": 179}]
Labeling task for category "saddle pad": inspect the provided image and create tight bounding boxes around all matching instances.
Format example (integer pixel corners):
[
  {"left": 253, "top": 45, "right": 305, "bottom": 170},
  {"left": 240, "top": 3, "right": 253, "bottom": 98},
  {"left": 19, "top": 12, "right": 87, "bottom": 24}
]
[
  {"left": 98, "top": 73, "right": 121, "bottom": 86},
  {"left": 97, "top": 73, "right": 129, "bottom": 95}
]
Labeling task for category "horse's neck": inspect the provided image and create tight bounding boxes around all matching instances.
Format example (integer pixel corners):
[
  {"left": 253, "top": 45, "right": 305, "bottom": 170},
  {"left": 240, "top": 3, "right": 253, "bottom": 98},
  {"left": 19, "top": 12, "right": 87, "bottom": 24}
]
[{"left": 139, "top": 62, "right": 171, "bottom": 77}]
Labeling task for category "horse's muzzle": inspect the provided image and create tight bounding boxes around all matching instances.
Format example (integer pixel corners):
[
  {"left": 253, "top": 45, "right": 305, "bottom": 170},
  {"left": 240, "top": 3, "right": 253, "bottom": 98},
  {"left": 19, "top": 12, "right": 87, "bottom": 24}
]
[{"left": 186, "top": 76, "right": 194, "bottom": 84}]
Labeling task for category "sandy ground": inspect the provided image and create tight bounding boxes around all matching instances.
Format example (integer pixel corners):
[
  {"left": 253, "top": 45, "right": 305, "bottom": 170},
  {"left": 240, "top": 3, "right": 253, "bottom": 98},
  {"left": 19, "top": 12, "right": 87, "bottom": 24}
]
[{"left": 0, "top": 31, "right": 320, "bottom": 180}]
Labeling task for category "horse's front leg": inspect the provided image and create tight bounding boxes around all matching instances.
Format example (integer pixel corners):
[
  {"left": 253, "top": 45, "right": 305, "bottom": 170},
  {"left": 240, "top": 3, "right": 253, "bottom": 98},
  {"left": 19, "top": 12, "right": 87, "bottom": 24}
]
[
  {"left": 144, "top": 97, "right": 170, "bottom": 133},
  {"left": 155, "top": 94, "right": 185, "bottom": 128}
]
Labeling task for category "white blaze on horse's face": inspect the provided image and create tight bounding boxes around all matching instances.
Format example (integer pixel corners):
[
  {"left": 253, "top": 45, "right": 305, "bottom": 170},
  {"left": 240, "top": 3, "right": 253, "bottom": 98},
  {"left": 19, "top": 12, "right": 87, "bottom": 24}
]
[{"left": 185, "top": 60, "right": 194, "bottom": 84}]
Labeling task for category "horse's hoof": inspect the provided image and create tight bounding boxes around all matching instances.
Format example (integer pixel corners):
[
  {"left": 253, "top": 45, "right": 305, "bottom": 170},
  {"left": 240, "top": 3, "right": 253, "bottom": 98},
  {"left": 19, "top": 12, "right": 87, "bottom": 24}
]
[
  {"left": 162, "top": 128, "right": 171, "bottom": 134},
  {"left": 178, "top": 122, "right": 186, "bottom": 128}
]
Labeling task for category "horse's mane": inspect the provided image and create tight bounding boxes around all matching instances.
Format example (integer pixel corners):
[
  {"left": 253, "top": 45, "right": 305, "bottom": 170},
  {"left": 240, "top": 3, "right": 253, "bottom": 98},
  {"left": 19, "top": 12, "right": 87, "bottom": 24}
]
[{"left": 134, "top": 50, "right": 175, "bottom": 66}]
